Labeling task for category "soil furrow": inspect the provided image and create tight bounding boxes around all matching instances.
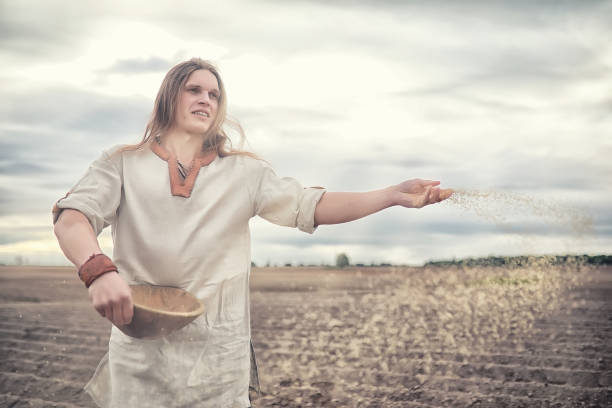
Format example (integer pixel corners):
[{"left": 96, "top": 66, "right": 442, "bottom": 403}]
[
  {"left": 0, "top": 328, "right": 106, "bottom": 345},
  {"left": 257, "top": 348, "right": 610, "bottom": 387},
  {"left": 0, "top": 346, "right": 103, "bottom": 366},
  {"left": 0, "top": 338, "right": 108, "bottom": 355},
  {"left": 0, "top": 372, "right": 92, "bottom": 406},
  {"left": 1, "top": 358, "right": 95, "bottom": 382},
  {"left": 0, "top": 392, "right": 85, "bottom": 408},
  {"left": 0, "top": 322, "right": 110, "bottom": 338}
]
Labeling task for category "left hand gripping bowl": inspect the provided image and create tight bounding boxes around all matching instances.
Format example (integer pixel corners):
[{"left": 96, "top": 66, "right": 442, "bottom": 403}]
[{"left": 117, "top": 285, "right": 205, "bottom": 339}]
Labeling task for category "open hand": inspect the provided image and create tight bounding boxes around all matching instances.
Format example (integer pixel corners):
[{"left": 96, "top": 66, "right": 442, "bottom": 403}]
[
  {"left": 88, "top": 272, "right": 133, "bottom": 326},
  {"left": 393, "top": 179, "right": 453, "bottom": 208}
]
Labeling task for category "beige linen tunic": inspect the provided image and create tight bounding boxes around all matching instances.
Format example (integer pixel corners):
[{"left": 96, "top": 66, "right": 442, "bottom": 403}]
[{"left": 53, "top": 143, "right": 326, "bottom": 407}]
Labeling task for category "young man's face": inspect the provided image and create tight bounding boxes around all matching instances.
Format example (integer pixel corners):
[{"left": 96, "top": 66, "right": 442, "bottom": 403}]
[{"left": 174, "top": 69, "right": 220, "bottom": 136}]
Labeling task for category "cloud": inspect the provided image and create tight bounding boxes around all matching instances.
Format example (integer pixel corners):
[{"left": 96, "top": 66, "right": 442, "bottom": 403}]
[
  {"left": 0, "top": 140, "right": 33, "bottom": 162},
  {"left": 493, "top": 151, "right": 609, "bottom": 192},
  {"left": 0, "top": 87, "right": 150, "bottom": 142},
  {"left": 0, "top": 1, "right": 104, "bottom": 62},
  {"left": 0, "top": 226, "right": 50, "bottom": 246},
  {"left": 0, "top": 161, "right": 49, "bottom": 175},
  {"left": 234, "top": 106, "right": 342, "bottom": 125},
  {"left": 0, "top": 188, "right": 30, "bottom": 216},
  {"left": 0, "top": 85, "right": 152, "bottom": 218},
  {"left": 0, "top": 182, "right": 61, "bottom": 216},
  {"left": 103, "top": 57, "right": 173, "bottom": 74}
]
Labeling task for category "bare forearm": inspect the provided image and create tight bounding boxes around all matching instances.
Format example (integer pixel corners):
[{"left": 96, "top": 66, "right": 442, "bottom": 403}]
[
  {"left": 54, "top": 210, "right": 132, "bottom": 326},
  {"left": 313, "top": 179, "right": 453, "bottom": 226},
  {"left": 54, "top": 210, "right": 103, "bottom": 269},
  {"left": 314, "top": 188, "right": 396, "bottom": 226}
]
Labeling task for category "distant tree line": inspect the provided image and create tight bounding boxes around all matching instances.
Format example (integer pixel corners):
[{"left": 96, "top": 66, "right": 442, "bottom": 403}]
[
  {"left": 425, "top": 254, "right": 612, "bottom": 268},
  {"left": 251, "top": 253, "right": 395, "bottom": 269},
  {"left": 252, "top": 254, "right": 612, "bottom": 269},
  {"left": 334, "top": 253, "right": 393, "bottom": 268}
]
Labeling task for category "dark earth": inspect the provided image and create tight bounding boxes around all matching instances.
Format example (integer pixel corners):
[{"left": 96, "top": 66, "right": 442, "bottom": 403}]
[{"left": 1, "top": 264, "right": 611, "bottom": 407}]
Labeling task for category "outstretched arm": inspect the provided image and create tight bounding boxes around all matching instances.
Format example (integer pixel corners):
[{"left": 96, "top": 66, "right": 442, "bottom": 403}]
[{"left": 314, "top": 179, "right": 453, "bottom": 226}]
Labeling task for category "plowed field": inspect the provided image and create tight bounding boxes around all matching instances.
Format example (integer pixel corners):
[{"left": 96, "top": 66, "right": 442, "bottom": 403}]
[{"left": 1, "top": 264, "right": 610, "bottom": 407}]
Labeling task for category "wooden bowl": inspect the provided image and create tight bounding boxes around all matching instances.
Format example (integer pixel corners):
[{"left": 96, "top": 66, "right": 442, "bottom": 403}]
[{"left": 116, "top": 285, "right": 205, "bottom": 339}]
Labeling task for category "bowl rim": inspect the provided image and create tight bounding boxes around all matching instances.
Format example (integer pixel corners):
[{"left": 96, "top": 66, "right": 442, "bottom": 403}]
[{"left": 129, "top": 284, "right": 205, "bottom": 318}]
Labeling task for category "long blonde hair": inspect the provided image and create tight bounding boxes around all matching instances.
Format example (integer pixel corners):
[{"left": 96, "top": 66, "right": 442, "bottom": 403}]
[{"left": 120, "top": 58, "right": 253, "bottom": 158}]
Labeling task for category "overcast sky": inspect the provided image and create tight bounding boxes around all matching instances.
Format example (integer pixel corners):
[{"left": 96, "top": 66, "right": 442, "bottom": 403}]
[{"left": 1, "top": 0, "right": 610, "bottom": 266}]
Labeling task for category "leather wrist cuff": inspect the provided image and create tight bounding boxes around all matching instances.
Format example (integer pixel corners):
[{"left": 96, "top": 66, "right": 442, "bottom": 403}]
[{"left": 78, "top": 253, "right": 118, "bottom": 288}]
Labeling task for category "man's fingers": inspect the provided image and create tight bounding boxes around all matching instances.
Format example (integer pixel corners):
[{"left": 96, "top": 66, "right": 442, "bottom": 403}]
[
  {"left": 420, "top": 186, "right": 432, "bottom": 207},
  {"left": 104, "top": 305, "right": 113, "bottom": 322},
  {"left": 88, "top": 273, "right": 134, "bottom": 325},
  {"left": 121, "top": 296, "right": 134, "bottom": 325},
  {"left": 96, "top": 305, "right": 105, "bottom": 318},
  {"left": 93, "top": 299, "right": 109, "bottom": 318},
  {"left": 108, "top": 295, "right": 130, "bottom": 326},
  {"left": 427, "top": 186, "right": 453, "bottom": 204},
  {"left": 430, "top": 187, "right": 441, "bottom": 203},
  {"left": 419, "top": 179, "right": 440, "bottom": 187},
  {"left": 440, "top": 188, "right": 454, "bottom": 201}
]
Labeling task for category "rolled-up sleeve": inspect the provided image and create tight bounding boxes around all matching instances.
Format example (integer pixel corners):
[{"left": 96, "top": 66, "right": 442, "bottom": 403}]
[
  {"left": 52, "top": 148, "right": 123, "bottom": 236},
  {"left": 253, "top": 164, "right": 326, "bottom": 234}
]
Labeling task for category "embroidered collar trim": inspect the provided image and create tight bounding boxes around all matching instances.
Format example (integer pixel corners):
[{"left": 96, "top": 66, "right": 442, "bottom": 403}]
[{"left": 150, "top": 140, "right": 217, "bottom": 198}]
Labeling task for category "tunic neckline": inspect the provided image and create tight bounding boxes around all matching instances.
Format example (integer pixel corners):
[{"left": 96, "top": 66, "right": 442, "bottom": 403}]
[{"left": 149, "top": 139, "right": 217, "bottom": 198}]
